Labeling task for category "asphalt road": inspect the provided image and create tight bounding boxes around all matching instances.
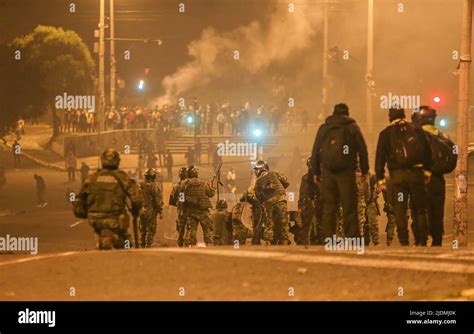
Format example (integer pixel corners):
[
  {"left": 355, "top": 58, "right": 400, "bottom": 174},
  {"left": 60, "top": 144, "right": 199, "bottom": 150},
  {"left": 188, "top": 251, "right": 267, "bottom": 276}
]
[{"left": 1, "top": 166, "right": 474, "bottom": 301}]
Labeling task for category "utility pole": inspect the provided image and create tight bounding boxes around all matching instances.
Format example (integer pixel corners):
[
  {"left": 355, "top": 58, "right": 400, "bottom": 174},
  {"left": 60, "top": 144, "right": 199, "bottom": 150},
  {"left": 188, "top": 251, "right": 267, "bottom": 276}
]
[
  {"left": 366, "top": 0, "right": 374, "bottom": 141},
  {"left": 110, "top": 0, "right": 116, "bottom": 111},
  {"left": 321, "top": 0, "right": 329, "bottom": 119},
  {"left": 98, "top": 0, "right": 105, "bottom": 132},
  {"left": 454, "top": 0, "right": 472, "bottom": 247}
]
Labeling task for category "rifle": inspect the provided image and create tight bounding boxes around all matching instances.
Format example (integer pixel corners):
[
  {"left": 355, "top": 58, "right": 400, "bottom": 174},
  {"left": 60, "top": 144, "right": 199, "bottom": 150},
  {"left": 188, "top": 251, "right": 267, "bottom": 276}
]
[{"left": 212, "top": 162, "right": 224, "bottom": 200}]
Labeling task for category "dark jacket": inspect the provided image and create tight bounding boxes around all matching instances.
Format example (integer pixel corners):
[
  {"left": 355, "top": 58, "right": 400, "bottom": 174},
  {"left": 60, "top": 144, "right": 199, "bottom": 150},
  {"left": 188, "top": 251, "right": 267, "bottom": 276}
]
[
  {"left": 375, "top": 119, "right": 433, "bottom": 180},
  {"left": 310, "top": 115, "right": 369, "bottom": 176}
]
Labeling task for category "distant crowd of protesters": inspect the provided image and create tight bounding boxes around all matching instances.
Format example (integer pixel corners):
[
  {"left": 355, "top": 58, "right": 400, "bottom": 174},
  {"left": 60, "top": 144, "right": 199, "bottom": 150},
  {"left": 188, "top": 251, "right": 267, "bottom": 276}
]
[{"left": 55, "top": 98, "right": 310, "bottom": 136}]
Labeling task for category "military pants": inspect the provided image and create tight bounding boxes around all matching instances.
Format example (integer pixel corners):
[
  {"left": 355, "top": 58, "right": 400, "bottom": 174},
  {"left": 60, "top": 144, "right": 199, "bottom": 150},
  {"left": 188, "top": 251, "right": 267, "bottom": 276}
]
[
  {"left": 262, "top": 200, "right": 290, "bottom": 244},
  {"left": 176, "top": 210, "right": 186, "bottom": 247},
  {"left": 365, "top": 202, "right": 380, "bottom": 245},
  {"left": 426, "top": 174, "right": 445, "bottom": 246},
  {"left": 88, "top": 213, "right": 130, "bottom": 250},
  {"left": 184, "top": 209, "right": 213, "bottom": 246},
  {"left": 357, "top": 187, "right": 367, "bottom": 240},
  {"left": 321, "top": 168, "right": 359, "bottom": 240},
  {"left": 390, "top": 168, "right": 429, "bottom": 246},
  {"left": 139, "top": 208, "right": 158, "bottom": 248},
  {"left": 251, "top": 206, "right": 265, "bottom": 245},
  {"left": 232, "top": 220, "right": 251, "bottom": 245}
]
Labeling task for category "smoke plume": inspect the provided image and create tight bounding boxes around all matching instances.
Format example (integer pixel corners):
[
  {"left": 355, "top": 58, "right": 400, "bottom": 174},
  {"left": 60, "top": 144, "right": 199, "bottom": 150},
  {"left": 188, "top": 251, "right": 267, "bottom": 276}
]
[{"left": 155, "top": 1, "right": 323, "bottom": 106}]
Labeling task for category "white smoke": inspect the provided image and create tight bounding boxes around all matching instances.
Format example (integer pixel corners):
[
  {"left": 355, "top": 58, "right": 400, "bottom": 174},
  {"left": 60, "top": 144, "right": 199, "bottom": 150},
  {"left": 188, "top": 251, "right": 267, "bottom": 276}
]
[{"left": 154, "top": 1, "right": 323, "bottom": 106}]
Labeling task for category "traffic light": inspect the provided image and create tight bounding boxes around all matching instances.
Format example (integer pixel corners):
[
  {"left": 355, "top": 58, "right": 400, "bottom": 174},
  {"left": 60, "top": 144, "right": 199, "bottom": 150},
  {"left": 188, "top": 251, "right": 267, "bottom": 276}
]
[
  {"left": 186, "top": 115, "right": 194, "bottom": 124},
  {"left": 433, "top": 96, "right": 441, "bottom": 104},
  {"left": 439, "top": 118, "right": 448, "bottom": 128},
  {"left": 137, "top": 80, "right": 145, "bottom": 91}
]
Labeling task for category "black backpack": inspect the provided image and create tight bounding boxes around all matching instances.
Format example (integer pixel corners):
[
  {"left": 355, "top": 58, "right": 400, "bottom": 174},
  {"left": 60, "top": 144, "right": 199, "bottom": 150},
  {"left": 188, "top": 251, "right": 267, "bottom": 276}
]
[
  {"left": 426, "top": 132, "right": 457, "bottom": 175},
  {"left": 389, "top": 122, "right": 424, "bottom": 168},
  {"left": 320, "top": 124, "right": 354, "bottom": 172}
]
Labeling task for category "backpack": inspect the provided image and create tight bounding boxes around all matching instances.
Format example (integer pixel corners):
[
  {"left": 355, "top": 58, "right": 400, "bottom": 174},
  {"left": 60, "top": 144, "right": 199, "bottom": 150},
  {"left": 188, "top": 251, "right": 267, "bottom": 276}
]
[
  {"left": 389, "top": 122, "right": 424, "bottom": 168},
  {"left": 426, "top": 132, "right": 457, "bottom": 175},
  {"left": 319, "top": 124, "right": 353, "bottom": 172}
]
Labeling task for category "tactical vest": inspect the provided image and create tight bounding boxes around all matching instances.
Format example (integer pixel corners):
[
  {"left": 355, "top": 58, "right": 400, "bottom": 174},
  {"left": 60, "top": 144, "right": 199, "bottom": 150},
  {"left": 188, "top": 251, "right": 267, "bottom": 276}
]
[
  {"left": 184, "top": 178, "right": 212, "bottom": 209},
  {"left": 255, "top": 170, "right": 285, "bottom": 202},
  {"left": 86, "top": 170, "right": 127, "bottom": 214}
]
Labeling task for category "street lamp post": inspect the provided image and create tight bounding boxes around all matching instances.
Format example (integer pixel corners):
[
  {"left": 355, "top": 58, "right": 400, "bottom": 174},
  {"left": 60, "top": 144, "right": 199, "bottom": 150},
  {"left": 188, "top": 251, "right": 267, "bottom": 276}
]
[{"left": 454, "top": 0, "right": 472, "bottom": 247}]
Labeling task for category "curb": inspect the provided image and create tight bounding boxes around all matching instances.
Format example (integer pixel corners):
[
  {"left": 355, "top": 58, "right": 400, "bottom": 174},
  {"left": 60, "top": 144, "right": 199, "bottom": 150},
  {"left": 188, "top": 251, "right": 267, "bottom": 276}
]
[{"left": 2, "top": 143, "right": 66, "bottom": 172}]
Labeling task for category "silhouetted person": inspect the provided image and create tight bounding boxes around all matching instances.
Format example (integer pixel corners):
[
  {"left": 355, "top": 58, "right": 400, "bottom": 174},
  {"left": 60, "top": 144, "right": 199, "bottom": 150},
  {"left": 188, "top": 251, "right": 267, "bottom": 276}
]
[
  {"left": 12, "top": 140, "right": 21, "bottom": 168},
  {"left": 80, "top": 162, "right": 90, "bottom": 183},
  {"left": 34, "top": 174, "right": 47, "bottom": 207},
  {"left": 166, "top": 149, "right": 174, "bottom": 181},
  {"left": 65, "top": 151, "right": 77, "bottom": 182}
]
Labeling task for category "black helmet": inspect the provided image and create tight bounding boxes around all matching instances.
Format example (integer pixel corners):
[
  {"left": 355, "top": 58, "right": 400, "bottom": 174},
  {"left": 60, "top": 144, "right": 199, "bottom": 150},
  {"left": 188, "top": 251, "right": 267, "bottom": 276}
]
[
  {"left": 178, "top": 167, "right": 188, "bottom": 180},
  {"left": 253, "top": 159, "right": 268, "bottom": 177},
  {"left": 101, "top": 148, "right": 120, "bottom": 169},
  {"left": 216, "top": 199, "right": 228, "bottom": 209},
  {"left": 388, "top": 106, "right": 405, "bottom": 122},
  {"left": 144, "top": 168, "right": 157, "bottom": 181},
  {"left": 187, "top": 165, "right": 199, "bottom": 178},
  {"left": 412, "top": 105, "right": 437, "bottom": 126}
]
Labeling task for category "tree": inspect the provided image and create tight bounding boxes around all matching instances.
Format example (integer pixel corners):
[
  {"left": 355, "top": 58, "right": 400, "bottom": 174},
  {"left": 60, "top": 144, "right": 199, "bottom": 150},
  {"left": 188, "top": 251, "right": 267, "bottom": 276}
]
[{"left": 0, "top": 25, "right": 96, "bottom": 137}]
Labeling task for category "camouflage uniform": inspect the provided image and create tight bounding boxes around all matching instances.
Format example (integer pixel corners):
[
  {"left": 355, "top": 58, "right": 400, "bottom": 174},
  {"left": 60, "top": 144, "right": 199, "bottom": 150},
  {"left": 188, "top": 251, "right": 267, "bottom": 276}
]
[
  {"left": 231, "top": 201, "right": 252, "bottom": 245},
  {"left": 183, "top": 176, "right": 215, "bottom": 246},
  {"left": 241, "top": 186, "right": 265, "bottom": 245},
  {"left": 79, "top": 149, "right": 142, "bottom": 250},
  {"left": 211, "top": 201, "right": 232, "bottom": 245},
  {"left": 365, "top": 175, "right": 380, "bottom": 245},
  {"left": 139, "top": 178, "right": 163, "bottom": 247},
  {"left": 170, "top": 175, "right": 187, "bottom": 247},
  {"left": 254, "top": 170, "right": 290, "bottom": 245},
  {"left": 356, "top": 172, "right": 369, "bottom": 240}
]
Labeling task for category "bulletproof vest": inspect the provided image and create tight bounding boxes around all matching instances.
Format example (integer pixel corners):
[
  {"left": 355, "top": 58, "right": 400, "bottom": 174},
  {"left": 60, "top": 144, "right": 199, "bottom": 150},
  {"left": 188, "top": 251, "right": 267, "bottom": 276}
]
[
  {"left": 141, "top": 181, "right": 161, "bottom": 209},
  {"left": 255, "top": 170, "right": 285, "bottom": 202},
  {"left": 184, "top": 178, "right": 212, "bottom": 209},
  {"left": 86, "top": 170, "right": 127, "bottom": 214}
]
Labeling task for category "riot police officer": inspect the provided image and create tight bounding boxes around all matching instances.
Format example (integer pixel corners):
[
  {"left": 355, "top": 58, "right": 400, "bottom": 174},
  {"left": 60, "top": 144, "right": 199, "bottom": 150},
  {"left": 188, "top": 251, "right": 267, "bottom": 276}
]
[
  {"left": 182, "top": 165, "right": 216, "bottom": 246},
  {"left": 77, "top": 148, "right": 142, "bottom": 250},
  {"left": 253, "top": 160, "right": 290, "bottom": 245},
  {"left": 139, "top": 168, "right": 163, "bottom": 248},
  {"left": 169, "top": 167, "right": 188, "bottom": 247}
]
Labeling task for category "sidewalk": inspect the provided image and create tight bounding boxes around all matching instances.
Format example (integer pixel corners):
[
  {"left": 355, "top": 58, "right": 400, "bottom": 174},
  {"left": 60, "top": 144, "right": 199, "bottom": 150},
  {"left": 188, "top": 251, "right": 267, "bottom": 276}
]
[{"left": 2, "top": 125, "right": 256, "bottom": 173}]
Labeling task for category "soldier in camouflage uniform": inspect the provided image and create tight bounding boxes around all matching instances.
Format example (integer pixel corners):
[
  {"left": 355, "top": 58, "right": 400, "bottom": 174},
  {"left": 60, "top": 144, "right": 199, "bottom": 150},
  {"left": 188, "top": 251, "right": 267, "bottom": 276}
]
[
  {"left": 297, "top": 158, "right": 317, "bottom": 245},
  {"left": 241, "top": 186, "right": 265, "bottom": 245},
  {"left": 231, "top": 199, "right": 252, "bottom": 245},
  {"left": 183, "top": 166, "right": 216, "bottom": 246},
  {"left": 169, "top": 167, "right": 188, "bottom": 247},
  {"left": 211, "top": 199, "right": 232, "bottom": 245},
  {"left": 139, "top": 168, "right": 164, "bottom": 248},
  {"left": 79, "top": 149, "right": 142, "bottom": 250},
  {"left": 253, "top": 160, "right": 290, "bottom": 245}
]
